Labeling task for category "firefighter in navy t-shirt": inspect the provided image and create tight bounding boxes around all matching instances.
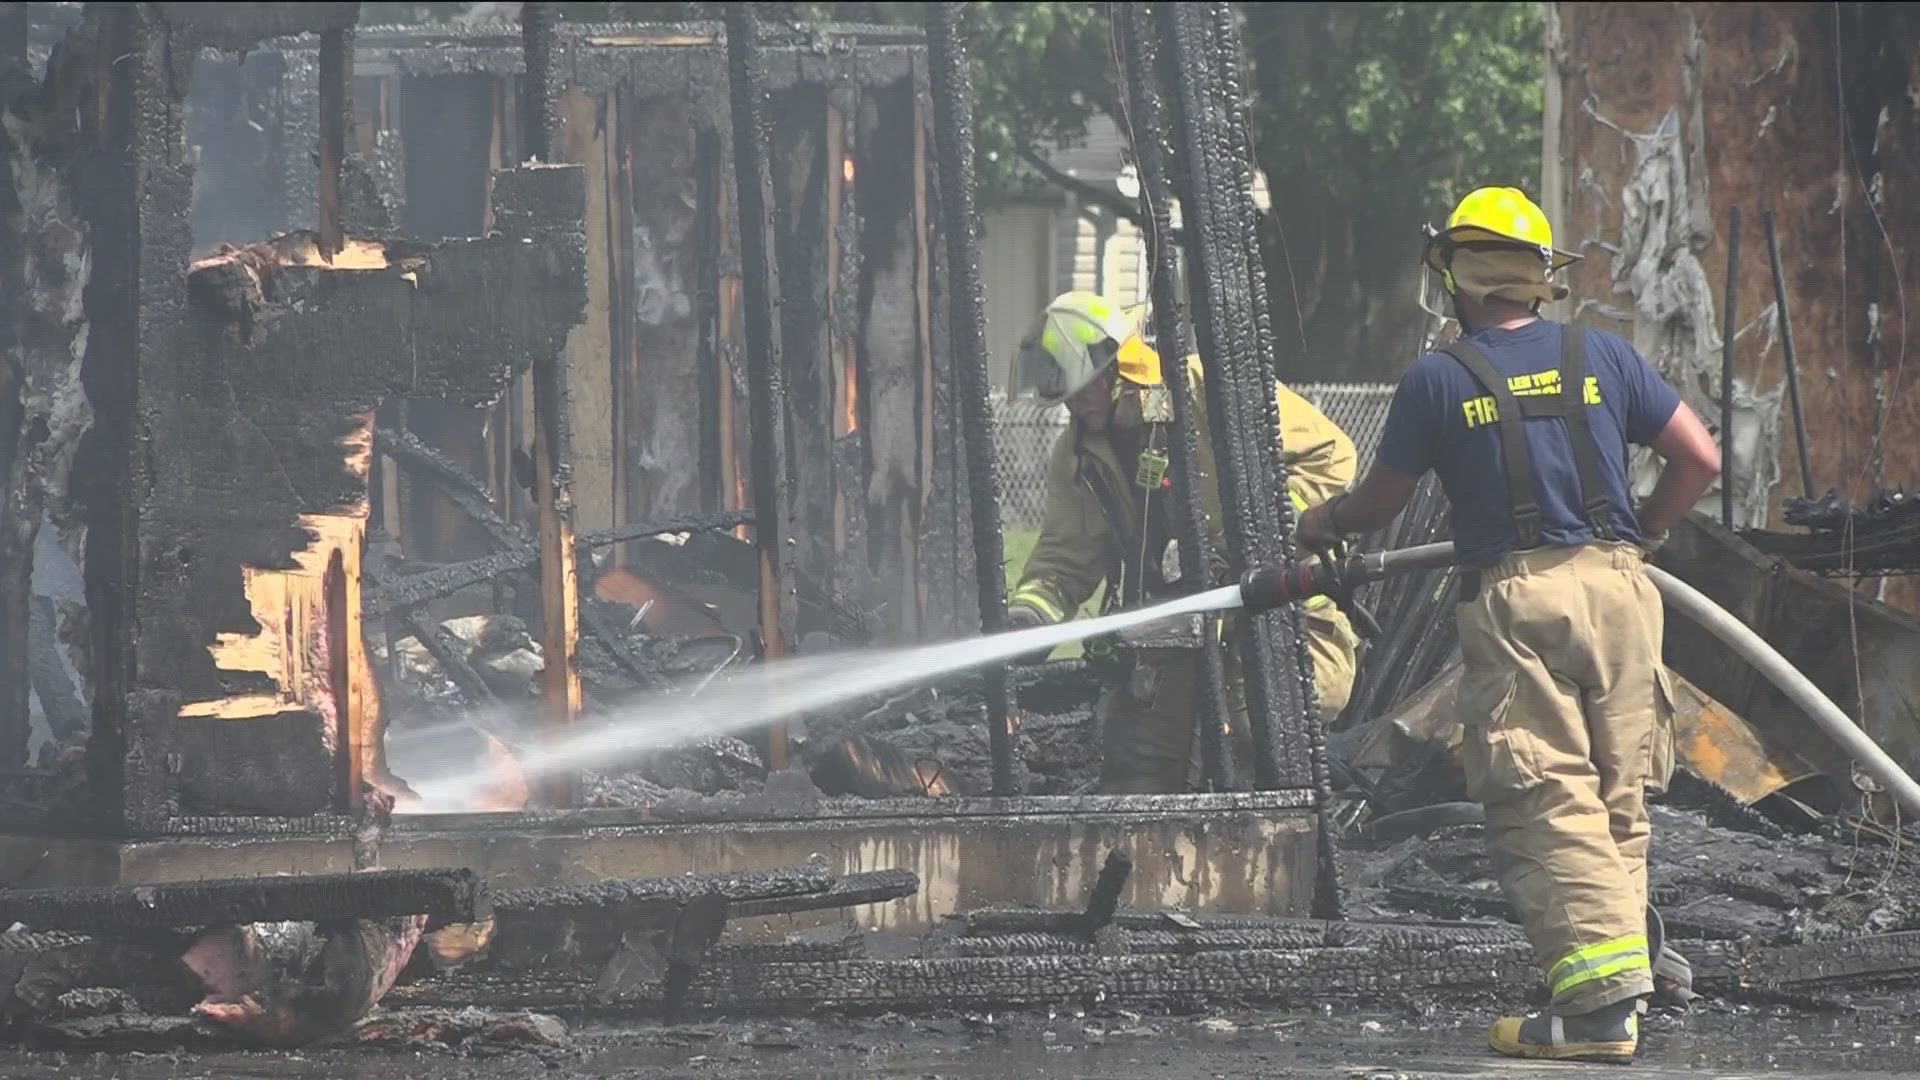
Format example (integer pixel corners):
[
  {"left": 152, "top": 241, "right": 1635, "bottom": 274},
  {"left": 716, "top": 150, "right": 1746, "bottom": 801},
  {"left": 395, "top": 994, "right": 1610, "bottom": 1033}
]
[{"left": 1299, "top": 188, "right": 1722, "bottom": 1063}]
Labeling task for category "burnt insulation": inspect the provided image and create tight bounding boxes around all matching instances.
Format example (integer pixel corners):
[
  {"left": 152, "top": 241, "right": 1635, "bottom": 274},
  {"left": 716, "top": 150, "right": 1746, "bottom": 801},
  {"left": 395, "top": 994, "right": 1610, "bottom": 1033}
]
[{"left": 925, "top": 2, "right": 1015, "bottom": 796}]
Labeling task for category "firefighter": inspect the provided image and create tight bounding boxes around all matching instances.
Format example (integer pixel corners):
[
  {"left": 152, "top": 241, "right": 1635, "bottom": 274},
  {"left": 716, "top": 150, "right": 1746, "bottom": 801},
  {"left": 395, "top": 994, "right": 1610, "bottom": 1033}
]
[
  {"left": 1005, "top": 291, "right": 1360, "bottom": 794},
  {"left": 1299, "top": 187, "right": 1721, "bottom": 1063}
]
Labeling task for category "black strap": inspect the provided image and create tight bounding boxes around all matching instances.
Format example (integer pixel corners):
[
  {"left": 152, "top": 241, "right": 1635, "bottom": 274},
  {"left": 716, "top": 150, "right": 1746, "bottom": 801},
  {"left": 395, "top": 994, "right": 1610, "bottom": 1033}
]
[
  {"left": 1554, "top": 323, "right": 1619, "bottom": 541},
  {"left": 1442, "top": 339, "right": 1546, "bottom": 549},
  {"left": 1441, "top": 324, "right": 1615, "bottom": 550}
]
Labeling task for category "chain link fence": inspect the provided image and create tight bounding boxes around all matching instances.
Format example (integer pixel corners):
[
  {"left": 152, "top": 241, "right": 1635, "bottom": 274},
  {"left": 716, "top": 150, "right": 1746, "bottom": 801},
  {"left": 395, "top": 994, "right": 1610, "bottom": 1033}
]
[{"left": 992, "top": 383, "right": 1400, "bottom": 532}]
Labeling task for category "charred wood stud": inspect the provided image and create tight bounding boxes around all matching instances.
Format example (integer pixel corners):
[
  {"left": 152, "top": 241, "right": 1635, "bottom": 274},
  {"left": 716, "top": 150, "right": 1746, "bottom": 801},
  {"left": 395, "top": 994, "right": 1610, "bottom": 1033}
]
[
  {"left": 927, "top": 1, "right": 1017, "bottom": 796},
  {"left": 725, "top": 2, "right": 800, "bottom": 773},
  {"left": 317, "top": 27, "right": 351, "bottom": 261},
  {"left": 520, "top": 2, "right": 559, "bottom": 163},
  {"left": 1151, "top": 1, "right": 1343, "bottom": 917},
  {"left": 1117, "top": 3, "right": 1233, "bottom": 791},
  {"left": 520, "top": 4, "right": 583, "bottom": 808}
]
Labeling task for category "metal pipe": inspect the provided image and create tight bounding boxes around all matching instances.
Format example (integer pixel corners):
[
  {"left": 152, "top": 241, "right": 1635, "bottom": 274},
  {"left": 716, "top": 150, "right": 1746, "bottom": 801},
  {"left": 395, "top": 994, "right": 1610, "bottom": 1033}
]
[
  {"left": 926, "top": 1, "right": 1016, "bottom": 796},
  {"left": 724, "top": 3, "right": 798, "bottom": 772},
  {"left": 1720, "top": 204, "right": 1741, "bottom": 527},
  {"left": 1763, "top": 210, "right": 1816, "bottom": 500}
]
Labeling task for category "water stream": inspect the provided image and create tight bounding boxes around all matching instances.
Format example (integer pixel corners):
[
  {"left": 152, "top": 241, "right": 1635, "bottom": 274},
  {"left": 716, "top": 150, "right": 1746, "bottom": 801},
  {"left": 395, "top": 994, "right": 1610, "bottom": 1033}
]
[{"left": 400, "top": 583, "right": 1245, "bottom": 812}]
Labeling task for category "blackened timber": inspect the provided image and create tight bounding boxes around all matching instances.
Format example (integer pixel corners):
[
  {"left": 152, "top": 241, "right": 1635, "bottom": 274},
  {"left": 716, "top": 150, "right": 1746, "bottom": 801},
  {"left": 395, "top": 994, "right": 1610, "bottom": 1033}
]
[
  {"left": 693, "top": 133, "right": 727, "bottom": 512},
  {"left": 519, "top": 3, "right": 558, "bottom": 164},
  {"left": 492, "top": 865, "right": 832, "bottom": 912},
  {"left": 725, "top": 3, "right": 799, "bottom": 771},
  {"left": 770, "top": 86, "right": 836, "bottom": 633},
  {"left": 727, "top": 869, "right": 919, "bottom": 917},
  {"left": 317, "top": 27, "right": 350, "bottom": 260},
  {"left": 926, "top": 2, "right": 1014, "bottom": 795},
  {"left": 500, "top": 153, "right": 586, "bottom": 809},
  {"left": 0, "top": 869, "right": 491, "bottom": 931},
  {"left": 395, "top": 937, "right": 1541, "bottom": 1014},
  {"left": 1200, "top": 1, "right": 1344, "bottom": 920},
  {"left": 361, "top": 509, "right": 755, "bottom": 618},
  {"left": 1118, "top": 5, "right": 1232, "bottom": 791},
  {"left": 1152, "top": 5, "right": 1325, "bottom": 820},
  {"left": 374, "top": 426, "right": 521, "bottom": 547}
]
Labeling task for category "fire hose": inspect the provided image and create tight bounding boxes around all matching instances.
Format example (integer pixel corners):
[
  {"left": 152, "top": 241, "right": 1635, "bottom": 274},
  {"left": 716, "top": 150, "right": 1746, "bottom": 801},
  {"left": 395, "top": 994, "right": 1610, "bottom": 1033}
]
[{"left": 1238, "top": 541, "right": 1920, "bottom": 821}]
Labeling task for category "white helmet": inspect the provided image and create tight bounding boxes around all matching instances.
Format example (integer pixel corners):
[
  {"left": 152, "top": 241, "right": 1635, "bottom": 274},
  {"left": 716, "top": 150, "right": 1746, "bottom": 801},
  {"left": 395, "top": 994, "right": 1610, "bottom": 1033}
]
[{"left": 1011, "top": 291, "right": 1140, "bottom": 404}]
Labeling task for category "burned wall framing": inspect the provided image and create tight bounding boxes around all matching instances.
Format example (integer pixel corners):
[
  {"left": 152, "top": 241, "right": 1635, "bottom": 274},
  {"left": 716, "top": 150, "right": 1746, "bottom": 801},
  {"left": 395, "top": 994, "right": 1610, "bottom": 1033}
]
[
  {"left": 246, "top": 21, "right": 967, "bottom": 647},
  {"left": 0, "top": 15, "right": 977, "bottom": 832},
  {"left": 3, "top": 3, "right": 597, "bottom": 833}
]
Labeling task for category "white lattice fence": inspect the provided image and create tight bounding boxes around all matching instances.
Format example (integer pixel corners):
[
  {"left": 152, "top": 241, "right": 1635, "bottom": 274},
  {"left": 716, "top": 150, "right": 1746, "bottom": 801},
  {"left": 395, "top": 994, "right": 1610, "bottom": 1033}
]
[
  {"left": 992, "top": 391, "right": 1069, "bottom": 531},
  {"left": 990, "top": 383, "right": 1401, "bottom": 533}
]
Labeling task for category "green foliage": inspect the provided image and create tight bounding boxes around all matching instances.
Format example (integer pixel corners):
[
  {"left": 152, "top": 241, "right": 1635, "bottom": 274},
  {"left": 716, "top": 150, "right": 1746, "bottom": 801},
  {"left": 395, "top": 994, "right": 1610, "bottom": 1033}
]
[
  {"left": 852, "top": 2, "right": 1116, "bottom": 200},
  {"left": 353, "top": 1, "right": 1544, "bottom": 220},
  {"left": 1243, "top": 2, "right": 1545, "bottom": 216}
]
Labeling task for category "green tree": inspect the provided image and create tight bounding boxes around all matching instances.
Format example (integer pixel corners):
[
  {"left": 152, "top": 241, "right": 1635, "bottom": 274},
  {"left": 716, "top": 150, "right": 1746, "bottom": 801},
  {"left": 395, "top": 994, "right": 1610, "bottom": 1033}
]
[
  {"left": 1244, "top": 2, "right": 1545, "bottom": 379},
  {"left": 874, "top": 1, "right": 1546, "bottom": 379},
  {"left": 357, "top": 1, "right": 1545, "bottom": 380}
]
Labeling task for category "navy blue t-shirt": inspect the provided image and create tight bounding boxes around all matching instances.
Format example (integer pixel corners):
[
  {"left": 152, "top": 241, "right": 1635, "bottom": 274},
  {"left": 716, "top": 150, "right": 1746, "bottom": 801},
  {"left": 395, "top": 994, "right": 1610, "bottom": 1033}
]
[{"left": 1375, "top": 321, "right": 1682, "bottom": 568}]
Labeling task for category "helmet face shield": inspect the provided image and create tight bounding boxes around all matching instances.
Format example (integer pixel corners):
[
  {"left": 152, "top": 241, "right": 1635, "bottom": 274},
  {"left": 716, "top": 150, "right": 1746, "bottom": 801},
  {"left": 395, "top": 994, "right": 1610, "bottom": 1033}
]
[
  {"left": 1014, "top": 331, "right": 1066, "bottom": 401},
  {"left": 1417, "top": 259, "right": 1454, "bottom": 322}
]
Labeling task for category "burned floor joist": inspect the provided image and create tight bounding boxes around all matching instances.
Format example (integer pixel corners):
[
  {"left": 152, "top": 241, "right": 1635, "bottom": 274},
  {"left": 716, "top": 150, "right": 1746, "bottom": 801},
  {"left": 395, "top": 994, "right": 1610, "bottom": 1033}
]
[
  {"left": 492, "top": 865, "right": 834, "bottom": 914},
  {"left": 0, "top": 869, "right": 490, "bottom": 932}
]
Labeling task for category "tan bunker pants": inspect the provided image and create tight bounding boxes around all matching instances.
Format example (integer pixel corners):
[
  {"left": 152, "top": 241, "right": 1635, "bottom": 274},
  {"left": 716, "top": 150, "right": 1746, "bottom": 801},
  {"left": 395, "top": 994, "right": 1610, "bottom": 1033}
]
[
  {"left": 1098, "top": 608, "right": 1360, "bottom": 794},
  {"left": 1455, "top": 541, "right": 1675, "bottom": 1014}
]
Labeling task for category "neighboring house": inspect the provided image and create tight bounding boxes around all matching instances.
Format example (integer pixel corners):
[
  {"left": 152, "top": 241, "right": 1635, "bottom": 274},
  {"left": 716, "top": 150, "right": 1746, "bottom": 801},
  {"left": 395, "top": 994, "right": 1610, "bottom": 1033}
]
[{"left": 981, "top": 115, "right": 1269, "bottom": 394}]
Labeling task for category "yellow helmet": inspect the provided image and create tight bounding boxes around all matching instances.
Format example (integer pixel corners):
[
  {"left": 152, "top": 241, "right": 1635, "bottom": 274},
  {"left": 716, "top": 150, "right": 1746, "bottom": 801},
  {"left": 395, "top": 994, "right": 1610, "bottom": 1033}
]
[
  {"left": 1421, "top": 186, "right": 1581, "bottom": 276},
  {"left": 1013, "top": 292, "right": 1142, "bottom": 403}
]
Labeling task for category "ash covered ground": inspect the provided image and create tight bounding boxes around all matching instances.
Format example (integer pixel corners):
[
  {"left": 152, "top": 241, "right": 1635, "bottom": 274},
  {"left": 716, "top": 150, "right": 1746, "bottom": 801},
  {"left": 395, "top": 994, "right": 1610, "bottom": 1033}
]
[{"left": 0, "top": 1010, "right": 1915, "bottom": 1079}]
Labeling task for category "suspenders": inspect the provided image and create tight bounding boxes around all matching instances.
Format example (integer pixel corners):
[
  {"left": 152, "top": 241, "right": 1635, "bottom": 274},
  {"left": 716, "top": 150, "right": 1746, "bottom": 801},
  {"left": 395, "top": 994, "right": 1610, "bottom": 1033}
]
[{"left": 1441, "top": 324, "right": 1618, "bottom": 551}]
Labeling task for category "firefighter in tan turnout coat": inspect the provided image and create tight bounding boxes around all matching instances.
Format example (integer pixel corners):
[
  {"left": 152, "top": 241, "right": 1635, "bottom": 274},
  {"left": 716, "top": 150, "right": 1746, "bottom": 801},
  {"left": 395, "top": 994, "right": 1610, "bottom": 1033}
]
[
  {"left": 1299, "top": 187, "right": 1723, "bottom": 1064},
  {"left": 1006, "top": 292, "right": 1360, "bottom": 794}
]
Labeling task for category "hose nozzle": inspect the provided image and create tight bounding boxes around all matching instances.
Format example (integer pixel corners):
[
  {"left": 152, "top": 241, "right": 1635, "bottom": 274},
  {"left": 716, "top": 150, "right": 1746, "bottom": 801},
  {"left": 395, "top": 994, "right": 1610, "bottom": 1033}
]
[{"left": 1238, "top": 560, "right": 1332, "bottom": 614}]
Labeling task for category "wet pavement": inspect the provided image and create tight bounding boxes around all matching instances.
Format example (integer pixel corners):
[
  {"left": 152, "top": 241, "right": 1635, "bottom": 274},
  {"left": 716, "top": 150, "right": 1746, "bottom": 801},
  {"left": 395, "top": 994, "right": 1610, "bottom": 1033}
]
[{"left": 3, "top": 1008, "right": 1917, "bottom": 1079}]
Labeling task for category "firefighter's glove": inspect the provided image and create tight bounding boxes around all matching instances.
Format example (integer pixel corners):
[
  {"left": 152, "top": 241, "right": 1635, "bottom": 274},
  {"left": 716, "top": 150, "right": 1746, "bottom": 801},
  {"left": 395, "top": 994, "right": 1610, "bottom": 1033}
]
[
  {"left": 1083, "top": 632, "right": 1127, "bottom": 682},
  {"left": 1006, "top": 605, "right": 1046, "bottom": 632},
  {"left": 1313, "top": 542, "right": 1382, "bottom": 642}
]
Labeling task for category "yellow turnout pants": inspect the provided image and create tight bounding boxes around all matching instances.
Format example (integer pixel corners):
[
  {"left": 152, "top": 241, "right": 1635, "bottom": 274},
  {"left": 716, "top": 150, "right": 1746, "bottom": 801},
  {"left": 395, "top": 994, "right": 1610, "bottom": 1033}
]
[
  {"left": 1455, "top": 541, "right": 1675, "bottom": 1014},
  {"left": 1097, "top": 608, "right": 1359, "bottom": 794}
]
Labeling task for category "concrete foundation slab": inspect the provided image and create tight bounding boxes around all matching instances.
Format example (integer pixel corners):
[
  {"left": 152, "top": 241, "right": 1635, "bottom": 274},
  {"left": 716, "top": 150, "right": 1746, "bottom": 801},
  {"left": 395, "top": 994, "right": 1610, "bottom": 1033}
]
[{"left": 0, "top": 792, "right": 1318, "bottom": 930}]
